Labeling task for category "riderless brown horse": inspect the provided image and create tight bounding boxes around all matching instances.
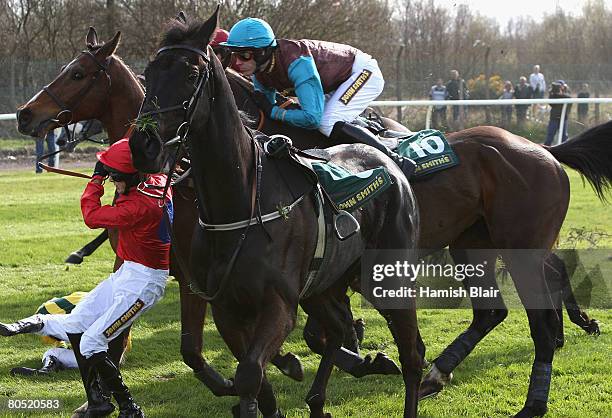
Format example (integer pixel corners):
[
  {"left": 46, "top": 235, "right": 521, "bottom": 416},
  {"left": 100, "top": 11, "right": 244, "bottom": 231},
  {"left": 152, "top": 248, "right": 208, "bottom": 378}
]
[{"left": 129, "top": 8, "right": 422, "bottom": 417}]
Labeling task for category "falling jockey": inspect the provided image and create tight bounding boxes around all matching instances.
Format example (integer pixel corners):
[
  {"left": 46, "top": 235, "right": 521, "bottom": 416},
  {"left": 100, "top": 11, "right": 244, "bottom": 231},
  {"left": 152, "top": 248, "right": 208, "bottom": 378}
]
[
  {"left": 222, "top": 18, "right": 416, "bottom": 178},
  {"left": 61, "top": 138, "right": 172, "bottom": 418}
]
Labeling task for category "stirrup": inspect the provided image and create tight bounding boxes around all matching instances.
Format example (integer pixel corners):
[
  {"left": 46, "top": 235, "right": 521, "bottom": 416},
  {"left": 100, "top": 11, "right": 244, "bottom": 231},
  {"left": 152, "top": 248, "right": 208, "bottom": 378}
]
[{"left": 334, "top": 210, "right": 360, "bottom": 241}]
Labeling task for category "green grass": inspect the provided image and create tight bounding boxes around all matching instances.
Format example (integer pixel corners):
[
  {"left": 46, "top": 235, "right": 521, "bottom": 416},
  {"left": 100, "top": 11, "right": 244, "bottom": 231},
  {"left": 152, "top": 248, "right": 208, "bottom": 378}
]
[
  {"left": 0, "top": 138, "right": 37, "bottom": 152},
  {"left": 0, "top": 168, "right": 610, "bottom": 417}
]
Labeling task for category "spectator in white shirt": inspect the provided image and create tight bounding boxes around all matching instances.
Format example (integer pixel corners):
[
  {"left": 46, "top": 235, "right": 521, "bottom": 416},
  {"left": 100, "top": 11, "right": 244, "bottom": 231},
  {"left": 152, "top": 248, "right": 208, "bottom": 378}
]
[{"left": 529, "top": 65, "right": 546, "bottom": 99}]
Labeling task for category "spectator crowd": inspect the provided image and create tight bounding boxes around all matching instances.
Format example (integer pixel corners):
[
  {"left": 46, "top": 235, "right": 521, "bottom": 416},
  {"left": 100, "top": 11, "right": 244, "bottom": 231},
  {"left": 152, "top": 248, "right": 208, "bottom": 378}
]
[{"left": 427, "top": 65, "right": 593, "bottom": 143}]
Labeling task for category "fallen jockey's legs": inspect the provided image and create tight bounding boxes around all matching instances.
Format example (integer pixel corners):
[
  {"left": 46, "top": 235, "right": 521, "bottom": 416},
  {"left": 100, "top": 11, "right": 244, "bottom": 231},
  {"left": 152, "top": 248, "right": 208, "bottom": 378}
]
[
  {"left": 330, "top": 121, "right": 416, "bottom": 179},
  {"left": 67, "top": 333, "right": 115, "bottom": 417},
  {"left": 89, "top": 352, "right": 143, "bottom": 418},
  {"left": 10, "top": 354, "right": 63, "bottom": 377},
  {"left": 0, "top": 314, "right": 44, "bottom": 336}
]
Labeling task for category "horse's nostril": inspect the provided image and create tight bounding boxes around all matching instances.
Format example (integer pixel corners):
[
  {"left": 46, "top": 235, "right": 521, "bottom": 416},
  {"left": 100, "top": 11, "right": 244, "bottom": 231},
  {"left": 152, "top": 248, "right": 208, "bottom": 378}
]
[{"left": 17, "top": 108, "right": 33, "bottom": 127}]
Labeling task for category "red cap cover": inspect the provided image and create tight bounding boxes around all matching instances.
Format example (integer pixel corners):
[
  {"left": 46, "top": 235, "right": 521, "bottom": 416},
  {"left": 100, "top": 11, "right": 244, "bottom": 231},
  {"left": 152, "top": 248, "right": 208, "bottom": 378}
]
[
  {"left": 211, "top": 29, "right": 229, "bottom": 47},
  {"left": 96, "top": 138, "right": 137, "bottom": 174}
]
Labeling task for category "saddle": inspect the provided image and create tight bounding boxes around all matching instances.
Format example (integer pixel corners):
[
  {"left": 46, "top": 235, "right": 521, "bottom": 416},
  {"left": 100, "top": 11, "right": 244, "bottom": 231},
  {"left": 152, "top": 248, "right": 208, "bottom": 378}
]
[{"left": 260, "top": 134, "right": 365, "bottom": 300}]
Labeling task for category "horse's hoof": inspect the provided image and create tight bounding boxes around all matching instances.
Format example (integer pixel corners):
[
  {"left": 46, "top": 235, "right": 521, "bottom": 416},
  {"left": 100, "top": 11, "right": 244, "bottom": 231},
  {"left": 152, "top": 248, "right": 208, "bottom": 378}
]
[
  {"left": 585, "top": 319, "right": 600, "bottom": 336},
  {"left": 70, "top": 401, "right": 88, "bottom": 418},
  {"left": 418, "top": 378, "right": 444, "bottom": 400},
  {"left": 350, "top": 352, "right": 401, "bottom": 377},
  {"left": 278, "top": 353, "right": 304, "bottom": 382},
  {"left": 419, "top": 364, "right": 452, "bottom": 400},
  {"left": 65, "top": 251, "right": 84, "bottom": 264},
  {"left": 371, "top": 352, "right": 401, "bottom": 375},
  {"left": 309, "top": 413, "right": 331, "bottom": 418},
  {"left": 264, "top": 409, "right": 286, "bottom": 418},
  {"left": 554, "top": 337, "right": 565, "bottom": 349},
  {"left": 512, "top": 403, "right": 547, "bottom": 418}
]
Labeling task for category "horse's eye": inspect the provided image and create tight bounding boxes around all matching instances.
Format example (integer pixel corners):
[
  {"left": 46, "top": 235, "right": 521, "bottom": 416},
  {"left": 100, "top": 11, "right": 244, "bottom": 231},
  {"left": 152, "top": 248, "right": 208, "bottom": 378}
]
[
  {"left": 72, "top": 71, "right": 84, "bottom": 81},
  {"left": 188, "top": 71, "right": 199, "bottom": 81}
]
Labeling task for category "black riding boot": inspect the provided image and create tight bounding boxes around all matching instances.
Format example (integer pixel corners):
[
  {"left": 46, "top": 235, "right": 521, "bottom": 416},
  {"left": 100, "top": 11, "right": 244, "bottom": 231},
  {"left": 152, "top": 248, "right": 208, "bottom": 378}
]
[
  {"left": 330, "top": 121, "right": 416, "bottom": 179},
  {"left": 66, "top": 333, "right": 115, "bottom": 418},
  {"left": 0, "top": 315, "right": 44, "bottom": 336},
  {"left": 10, "top": 355, "right": 63, "bottom": 377},
  {"left": 89, "top": 352, "right": 144, "bottom": 418}
]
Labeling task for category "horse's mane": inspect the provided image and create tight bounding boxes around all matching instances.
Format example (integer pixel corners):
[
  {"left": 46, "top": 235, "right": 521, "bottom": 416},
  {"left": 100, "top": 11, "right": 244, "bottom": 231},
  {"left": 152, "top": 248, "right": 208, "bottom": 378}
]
[{"left": 160, "top": 17, "right": 202, "bottom": 47}]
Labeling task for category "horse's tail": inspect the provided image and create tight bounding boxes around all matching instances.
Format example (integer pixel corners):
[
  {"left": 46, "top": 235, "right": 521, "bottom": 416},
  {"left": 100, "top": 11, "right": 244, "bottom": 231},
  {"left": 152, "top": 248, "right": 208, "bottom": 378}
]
[{"left": 544, "top": 120, "right": 612, "bottom": 202}]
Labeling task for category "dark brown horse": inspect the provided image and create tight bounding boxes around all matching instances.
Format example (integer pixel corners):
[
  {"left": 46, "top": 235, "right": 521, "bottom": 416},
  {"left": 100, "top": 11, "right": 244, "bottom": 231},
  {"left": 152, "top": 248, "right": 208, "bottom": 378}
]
[
  {"left": 129, "top": 8, "right": 422, "bottom": 417},
  {"left": 223, "top": 56, "right": 611, "bottom": 418},
  {"left": 14, "top": 25, "right": 390, "bottom": 401}
]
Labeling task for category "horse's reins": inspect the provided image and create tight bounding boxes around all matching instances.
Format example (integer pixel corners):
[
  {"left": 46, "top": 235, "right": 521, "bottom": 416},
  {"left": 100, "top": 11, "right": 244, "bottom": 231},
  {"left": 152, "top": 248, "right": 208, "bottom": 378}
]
[{"left": 228, "top": 71, "right": 294, "bottom": 131}]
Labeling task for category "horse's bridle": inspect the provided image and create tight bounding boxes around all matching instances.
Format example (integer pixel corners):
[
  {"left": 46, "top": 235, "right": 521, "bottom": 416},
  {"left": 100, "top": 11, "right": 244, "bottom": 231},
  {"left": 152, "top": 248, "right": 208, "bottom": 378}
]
[
  {"left": 135, "top": 44, "right": 215, "bottom": 207},
  {"left": 42, "top": 50, "right": 112, "bottom": 127},
  {"left": 139, "top": 44, "right": 214, "bottom": 148},
  {"left": 34, "top": 50, "right": 112, "bottom": 166}
]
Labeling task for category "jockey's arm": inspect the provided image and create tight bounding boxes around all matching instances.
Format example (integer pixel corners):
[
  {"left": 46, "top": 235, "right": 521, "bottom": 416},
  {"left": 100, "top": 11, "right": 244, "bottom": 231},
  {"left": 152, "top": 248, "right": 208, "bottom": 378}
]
[
  {"left": 256, "top": 57, "right": 324, "bottom": 130},
  {"left": 80, "top": 181, "right": 144, "bottom": 230}
]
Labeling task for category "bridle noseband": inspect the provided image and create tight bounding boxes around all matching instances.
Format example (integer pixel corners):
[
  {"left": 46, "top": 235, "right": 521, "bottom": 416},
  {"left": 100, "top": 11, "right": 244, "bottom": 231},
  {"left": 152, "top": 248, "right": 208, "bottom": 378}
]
[{"left": 42, "top": 50, "right": 112, "bottom": 127}]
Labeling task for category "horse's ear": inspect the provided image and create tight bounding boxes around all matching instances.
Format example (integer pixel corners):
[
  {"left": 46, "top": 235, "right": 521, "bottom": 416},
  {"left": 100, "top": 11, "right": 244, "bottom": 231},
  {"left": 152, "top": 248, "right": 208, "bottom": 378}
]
[
  {"left": 176, "top": 11, "right": 187, "bottom": 23},
  {"left": 86, "top": 27, "right": 99, "bottom": 49},
  {"left": 196, "top": 5, "right": 220, "bottom": 46},
  {"left": 96, "top": 31, "right": 121, "bottom": 59}
]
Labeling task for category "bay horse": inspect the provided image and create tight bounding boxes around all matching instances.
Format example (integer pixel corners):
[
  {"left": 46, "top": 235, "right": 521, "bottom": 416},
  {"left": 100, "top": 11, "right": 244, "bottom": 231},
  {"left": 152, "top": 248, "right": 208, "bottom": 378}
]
[
  {"left": 15, "top": 24, "right": 401, "bottom": 398},
  {"left": 222, "top": 52, "right": 611, "bottom": 418},
  {"left": 129, "top": 8, "right": 422, "bottom": 417}
]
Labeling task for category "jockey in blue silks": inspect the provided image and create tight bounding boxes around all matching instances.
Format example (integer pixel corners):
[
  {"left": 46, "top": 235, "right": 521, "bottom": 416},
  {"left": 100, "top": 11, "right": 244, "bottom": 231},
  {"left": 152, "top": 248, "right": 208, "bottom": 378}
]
[{"left": 221, "top": 18, "right": 415, "bottom": 178}]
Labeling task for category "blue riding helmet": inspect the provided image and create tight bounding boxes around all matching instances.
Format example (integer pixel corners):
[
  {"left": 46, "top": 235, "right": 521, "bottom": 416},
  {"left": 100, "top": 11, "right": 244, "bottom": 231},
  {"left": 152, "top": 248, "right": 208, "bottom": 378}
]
[{"left": 221, "top": 18, "right": 277, "bottom": 49}]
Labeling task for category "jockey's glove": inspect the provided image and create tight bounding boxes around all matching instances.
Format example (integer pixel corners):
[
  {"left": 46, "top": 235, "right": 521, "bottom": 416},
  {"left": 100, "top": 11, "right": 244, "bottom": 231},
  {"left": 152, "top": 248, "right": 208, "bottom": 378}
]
[
  {"left": 253, "top": 91, "right": 274, "bottom": 117},
  {"left": 93, "top": 161, "right": 109, "bottom": 179}
]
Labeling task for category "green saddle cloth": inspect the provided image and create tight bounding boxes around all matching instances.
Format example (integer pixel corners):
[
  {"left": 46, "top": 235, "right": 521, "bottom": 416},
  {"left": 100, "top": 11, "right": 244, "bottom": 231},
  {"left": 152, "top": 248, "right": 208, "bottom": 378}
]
[
  {"left": 396, "top": 129, "right": 459, "bottom": 177},
  {"left": 312, "top": 162, "right": 392, "bottom": 213}
]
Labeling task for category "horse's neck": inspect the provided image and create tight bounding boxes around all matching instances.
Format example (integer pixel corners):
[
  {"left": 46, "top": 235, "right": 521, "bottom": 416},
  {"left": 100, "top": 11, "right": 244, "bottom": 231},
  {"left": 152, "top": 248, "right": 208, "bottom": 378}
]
[
  {"left": 190, "top": 71, "right": 255, "bottom": 224},
  {"left": 100, "top": 59, "right": 144, "bottom": 142}
]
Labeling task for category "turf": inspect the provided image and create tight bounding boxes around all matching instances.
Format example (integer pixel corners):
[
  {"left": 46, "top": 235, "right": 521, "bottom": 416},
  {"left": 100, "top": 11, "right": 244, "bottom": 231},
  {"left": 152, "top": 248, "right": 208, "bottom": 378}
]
[{"left": 0, "top": 168, "right": 609, "bottom": 417}]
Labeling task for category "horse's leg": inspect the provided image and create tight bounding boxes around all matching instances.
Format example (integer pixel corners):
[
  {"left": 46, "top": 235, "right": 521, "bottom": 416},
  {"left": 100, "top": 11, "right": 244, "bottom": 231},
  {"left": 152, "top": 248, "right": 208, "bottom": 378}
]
[
  {"left": 543, "top": 254, "right": 567, "bottom": 348},
  {"left": 378, "top": 307, "right": 423, "bottom": 418},
  {"left": 302, "top": 286, "right": 352, "bottom": 418},
  {"left": 420, "top": 220, "right": 506, "bottom": 398},
  {"left": 504, "top": 251, "right": 559, "bottom": 418},
  {"left": 170, "top": 188, "right": 235, "bottom": 395},
  {"left": 176, "top": 278, "right": 236, "bottom": 396},
  {"left": 65, "top": 229, "right": 109, "bottom": 264},
  {"left": 221, "top": 290, "right": 294, "bottom": 418},
  {"left": 303, "top": 290, "right": 400, "bottom": 378},
  {"left": 269, "top": 351, "right": 304, "bottom": 382},
  {"left": 545, "top": 252, "right": 600, "bottom": 337}
]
